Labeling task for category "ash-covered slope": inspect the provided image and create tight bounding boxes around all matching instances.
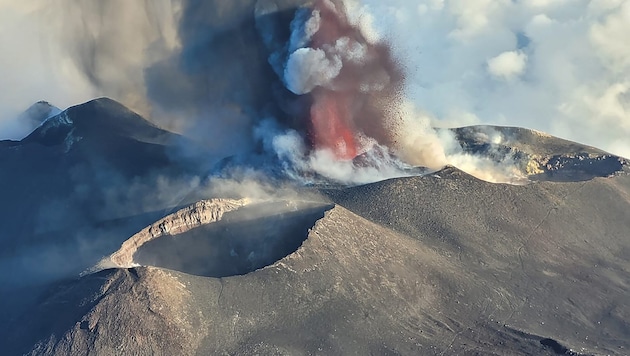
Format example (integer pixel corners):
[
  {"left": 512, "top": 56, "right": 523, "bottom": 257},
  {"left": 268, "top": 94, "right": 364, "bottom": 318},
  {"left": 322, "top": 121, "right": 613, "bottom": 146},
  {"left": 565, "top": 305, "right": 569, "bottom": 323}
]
[
  {"left": 1, "top": 98, "right": 179, "bottom": 238},
  {"left": 328, "top": 168, "right": 630, "bottom": 354},
  {"left": 0, "top": 98, "right": 209, "bottom": 320},
  {"left": 7, "top": 168, "right": 630, "bottom": 355},
  {"left": 15, "top": 101, "right": 62, "bottom": 133},
  {"left": 20, "top": 97, "right": 190, "bottom": 171}
]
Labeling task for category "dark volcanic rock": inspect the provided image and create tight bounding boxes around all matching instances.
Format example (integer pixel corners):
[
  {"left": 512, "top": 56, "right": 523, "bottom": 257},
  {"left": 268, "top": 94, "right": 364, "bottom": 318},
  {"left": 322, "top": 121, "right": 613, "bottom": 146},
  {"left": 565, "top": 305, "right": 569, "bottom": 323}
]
[
  {"left": 4, "top": 97, "right": 630, "bottom": 354},
  {"left": 0, "top": 98, "right": 193, "bottom": 249},
  {"left": 326, "top": 168, "right": 630, "bottom": 355},
  {"left": 21, "top": 97, "right": 186, "bottom": 175},
  {"left": 7, "top": 268, "right": 206, "bottom": 356},
  {"left": 452, "top": 125, "right": 629, "bottom": 181},
  {"left": 5, "top": 206, "right": 558, "bottom": 356},
  {"left": 7, "top": 169, "right": 630, "bottom": 355},
  {"left": 0, "top": 98, "right": 210, "bottom": 324},
  {"left": 17, "top": 101, "right": 61, "bottom": 132},
  {"left": 132, "top": 201, "right": 332, "bottom": 277}
]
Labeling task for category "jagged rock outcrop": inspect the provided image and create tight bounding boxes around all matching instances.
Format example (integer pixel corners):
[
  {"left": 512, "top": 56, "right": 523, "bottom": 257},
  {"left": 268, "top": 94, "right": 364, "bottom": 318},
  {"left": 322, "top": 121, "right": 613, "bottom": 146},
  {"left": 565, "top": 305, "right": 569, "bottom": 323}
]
[
  {"left": 109, "top": 198, "right": 251, "bottom": 268},
  {"left": 453, "top": 125, "right": 629, "bottom": 181}
]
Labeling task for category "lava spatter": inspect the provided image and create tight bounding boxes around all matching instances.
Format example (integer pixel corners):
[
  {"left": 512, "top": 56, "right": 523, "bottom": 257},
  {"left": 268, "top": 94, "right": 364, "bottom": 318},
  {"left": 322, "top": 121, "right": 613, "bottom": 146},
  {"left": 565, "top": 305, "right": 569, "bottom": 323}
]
[{"left": 285, "top": 0, "right": 405, "bottom": 161}]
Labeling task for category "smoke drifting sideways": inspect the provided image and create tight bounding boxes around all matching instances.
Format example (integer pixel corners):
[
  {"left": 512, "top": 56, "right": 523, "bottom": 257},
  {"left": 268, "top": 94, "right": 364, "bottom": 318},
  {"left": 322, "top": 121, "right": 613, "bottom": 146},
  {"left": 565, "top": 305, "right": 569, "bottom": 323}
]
[
  {"left": 7, "top": 0, "right": 624, "bottom": 185},
  {"left": 0, "top": 0, "right": 178, "bottom": 143}
]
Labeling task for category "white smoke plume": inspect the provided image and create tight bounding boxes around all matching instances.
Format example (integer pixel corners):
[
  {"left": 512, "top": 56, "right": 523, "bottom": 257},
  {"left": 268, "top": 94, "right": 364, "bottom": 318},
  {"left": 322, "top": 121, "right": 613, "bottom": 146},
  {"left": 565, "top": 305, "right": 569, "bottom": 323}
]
[
  {"left": 272, "top": 0, "right": 527, "bottom": 184},
  {"left": 1, "top": 0, "right": 629, "bottom": 185},
  {"left": 285, "top": 47, "right": 343, "bottom": 94}
]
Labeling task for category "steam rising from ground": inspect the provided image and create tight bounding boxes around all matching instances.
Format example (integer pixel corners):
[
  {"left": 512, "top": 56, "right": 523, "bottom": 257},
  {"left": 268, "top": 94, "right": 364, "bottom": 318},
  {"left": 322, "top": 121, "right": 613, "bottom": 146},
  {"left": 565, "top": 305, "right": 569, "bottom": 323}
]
[{"left": 1, "top": 0, "right": 629, "bottom": 184}]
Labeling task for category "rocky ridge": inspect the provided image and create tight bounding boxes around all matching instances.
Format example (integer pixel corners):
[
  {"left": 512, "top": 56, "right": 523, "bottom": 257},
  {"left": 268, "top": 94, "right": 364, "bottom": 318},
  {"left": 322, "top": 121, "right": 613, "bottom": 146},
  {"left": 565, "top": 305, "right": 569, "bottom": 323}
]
[
  {"left": 453, "top": 125, "right": 629, "bottom": 181},
  {"left": 108, "top": 198, "right": 251, "bottom": 268}
]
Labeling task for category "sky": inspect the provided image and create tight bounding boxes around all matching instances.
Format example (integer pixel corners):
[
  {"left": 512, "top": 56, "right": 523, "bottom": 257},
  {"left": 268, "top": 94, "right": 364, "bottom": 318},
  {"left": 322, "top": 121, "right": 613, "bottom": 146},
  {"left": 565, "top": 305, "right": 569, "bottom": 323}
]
[
  {"left": 0, "top": 0, "right": 628, "bottom": 159},
  {"left": 352, "top": 0, "right": 630, "bottom": 157}
]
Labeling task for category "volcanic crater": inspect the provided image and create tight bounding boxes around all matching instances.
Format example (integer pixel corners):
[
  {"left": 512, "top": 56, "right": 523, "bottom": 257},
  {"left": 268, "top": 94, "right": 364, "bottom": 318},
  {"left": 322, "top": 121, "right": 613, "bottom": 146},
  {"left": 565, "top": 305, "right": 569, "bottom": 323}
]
[{"left": 108, "top": 199, "right": 333, "bottom": 277}]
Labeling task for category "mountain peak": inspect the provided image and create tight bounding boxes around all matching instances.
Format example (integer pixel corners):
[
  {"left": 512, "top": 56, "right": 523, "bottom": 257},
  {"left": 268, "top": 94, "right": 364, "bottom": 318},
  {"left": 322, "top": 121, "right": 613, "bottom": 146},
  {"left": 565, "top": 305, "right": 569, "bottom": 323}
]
[
  {"left": 18, "top": 101, "right": 61, "bottom": 127},
  {"left": 21, "top": 98, "right": 172, "bottom": 147},
  {"left": 63, "top": 97, "right": 161, "bottom": 135}
]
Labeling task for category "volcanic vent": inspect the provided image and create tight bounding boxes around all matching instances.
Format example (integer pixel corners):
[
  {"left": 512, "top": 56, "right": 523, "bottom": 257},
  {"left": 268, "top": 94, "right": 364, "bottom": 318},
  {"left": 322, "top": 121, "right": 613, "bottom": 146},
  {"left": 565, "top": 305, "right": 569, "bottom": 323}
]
[{"left": 107, "top": 198, "right": 332, "bottom": 277}]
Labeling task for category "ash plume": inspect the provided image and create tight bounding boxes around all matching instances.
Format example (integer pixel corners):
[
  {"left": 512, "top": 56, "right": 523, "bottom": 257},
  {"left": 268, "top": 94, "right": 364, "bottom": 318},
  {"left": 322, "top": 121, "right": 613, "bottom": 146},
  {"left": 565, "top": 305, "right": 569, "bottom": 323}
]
[
  {"left": 1, "top": 0, "right": 628, "bottom": 184},
  {"left": 0, "top": 0, "right": 180, "bottom": 139},
  {"left": 255, "top": 0, "right": 522, "bottom": 183},
  {"left": 282, "top": 0, "right": 405, "bottom": 159}
]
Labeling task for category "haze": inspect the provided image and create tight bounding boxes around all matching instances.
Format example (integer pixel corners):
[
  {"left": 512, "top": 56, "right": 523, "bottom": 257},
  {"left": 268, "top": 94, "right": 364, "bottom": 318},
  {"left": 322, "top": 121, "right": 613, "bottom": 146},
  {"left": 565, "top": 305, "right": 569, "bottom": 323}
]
[{"left": 1, "top": 0, "right": 628, "bottom": 160}]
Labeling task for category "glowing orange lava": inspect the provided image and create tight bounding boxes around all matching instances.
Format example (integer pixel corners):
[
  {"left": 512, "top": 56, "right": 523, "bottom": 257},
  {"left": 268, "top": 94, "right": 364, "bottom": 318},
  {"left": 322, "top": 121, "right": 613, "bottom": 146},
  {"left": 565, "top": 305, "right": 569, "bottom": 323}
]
[
  {"left": 292, "top": 0, "right": 404, "bottom": 162},
  {"left": 306, "top": 0, "right": 360, "bottom": 160},
  {"left": 310, "top": 90, "right": 357, "bottom": 160}
]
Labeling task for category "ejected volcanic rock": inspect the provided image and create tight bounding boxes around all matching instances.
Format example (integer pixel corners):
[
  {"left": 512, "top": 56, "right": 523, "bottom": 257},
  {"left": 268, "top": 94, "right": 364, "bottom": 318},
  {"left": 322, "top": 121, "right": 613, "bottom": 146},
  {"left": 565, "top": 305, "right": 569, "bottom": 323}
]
[{"left": 7, "top": 169, "right": 630, "bottom": 355}]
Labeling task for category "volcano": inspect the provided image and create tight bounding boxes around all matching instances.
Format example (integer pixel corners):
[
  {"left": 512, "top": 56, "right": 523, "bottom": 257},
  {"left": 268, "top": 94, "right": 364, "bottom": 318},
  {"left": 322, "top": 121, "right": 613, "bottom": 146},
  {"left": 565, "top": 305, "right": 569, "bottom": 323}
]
[
  {"left": 0, "top": 98, "right": 629, "bottom": 355},
  {"left": 0, "top": 98, "right": 213, "bottom": 327},
  {"left": 2, "top": 0, "right": 630, "bottom": 355}
]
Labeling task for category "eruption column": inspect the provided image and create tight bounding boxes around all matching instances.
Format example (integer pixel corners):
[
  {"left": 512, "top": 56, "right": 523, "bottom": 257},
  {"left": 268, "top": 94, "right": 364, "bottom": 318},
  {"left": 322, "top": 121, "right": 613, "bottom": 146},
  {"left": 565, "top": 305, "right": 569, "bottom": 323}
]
[
  {"left": 310, "top": 89, "right": 357, "bottom": 160},
  {"left": 282, "top": 0, "right": 404, "bottom": 162},
  {"left": 306, "top": 0, "right": 358, "bottom": 160}
]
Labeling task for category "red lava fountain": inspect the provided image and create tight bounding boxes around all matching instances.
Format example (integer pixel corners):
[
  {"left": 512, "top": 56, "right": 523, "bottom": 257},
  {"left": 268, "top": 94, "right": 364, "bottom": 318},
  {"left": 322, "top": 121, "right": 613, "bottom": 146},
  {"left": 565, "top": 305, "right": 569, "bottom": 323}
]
[
  {"left": 310, "top": 89, "right": 357, "bottom": 160},
  {"left": 306, "top": 0, "right": 359, "bottom": 160},
  {"left": 299, "top": 0, "right": 404, "bottom": 161}
]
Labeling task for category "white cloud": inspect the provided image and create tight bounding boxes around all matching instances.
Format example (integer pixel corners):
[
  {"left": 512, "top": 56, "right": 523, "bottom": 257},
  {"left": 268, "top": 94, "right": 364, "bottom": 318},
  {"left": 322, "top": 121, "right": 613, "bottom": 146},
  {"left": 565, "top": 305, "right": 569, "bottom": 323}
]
[
  {"left": 589, "top": 1, "right": 630, "bottom": 72},
  {"left": 354, "top": 0, "right": 630, "bottom": 158},
  {"left": 1, "top": 0, "right": 630, "bottom": 162},
  {"left": 487, "top": 51, "right": 528, "bottom": 80}
]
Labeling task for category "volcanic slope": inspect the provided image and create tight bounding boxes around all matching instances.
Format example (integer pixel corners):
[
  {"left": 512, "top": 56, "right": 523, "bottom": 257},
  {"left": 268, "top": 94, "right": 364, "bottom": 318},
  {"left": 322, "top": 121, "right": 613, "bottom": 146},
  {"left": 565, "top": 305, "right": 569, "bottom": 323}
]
[
  {"left": 0, "top": 98, "right": 209, "bottom": 322},
  {"left": 453, "top": 125, "right": 628, "bottom": 181},
  {"left": 1, "top": 98, "right": 187, "bottom": 241},
  {"left": 6, "top": 167, "right": 630, "bottom": 355}
]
